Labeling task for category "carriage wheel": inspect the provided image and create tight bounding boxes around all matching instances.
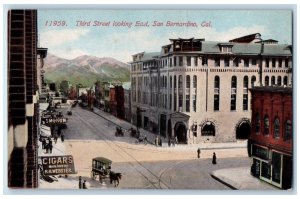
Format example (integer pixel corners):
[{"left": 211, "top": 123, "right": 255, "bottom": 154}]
[{"left": 91, "top": 171, "right": 95, "bottom": 180}]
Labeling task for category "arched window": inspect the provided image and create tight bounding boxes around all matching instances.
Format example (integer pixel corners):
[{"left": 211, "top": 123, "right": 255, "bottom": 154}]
[
  {"left": 277, "top": 76, "right": 282, "bottom": 86},
  {"left": 201, "top": 122, "right": 215, "bottom": 136},
  {"left": 193, "top": 75, "right": 197, "bottom": 88},
  {"left": 264, "top": 115, "right": 270, "bottom": 135},
  {"left": 193, "top": 75, "right": 197, "bottom": 112},
  {"left": 174, "top": 76, "right": 177, "bottom": 111},
  {"left": 251, "top": 76, "right": 256, "bottom": 87},
  {"left": 265, "top": 76, "right": 269, "bottom": 86},
  {"left": 255, "top": 113, "right": 260, "bottom": 134},
  {"left": 284, "top": 120, "right": 292, "bottom": 141},
  {"left": 271, "top": 76, "right": 275, "bottom": 86},
  {"left": 283, "top": 76, "right": 288, "bottom": 86},
  {"left": 179, "top": 75, "right": 183, "bottom": 89},
  {"left": 214, "top": 76, "right": 220, "bottom": 111},
  {"left": 186, "top": 75, "right": 190, "bottom": 88},
  {"left": 243, "top": 76, "right": 249, "bottom": 110},
  {"left": 274, "top": 118, "right": 280, "bottom": 138},
  {"left": 231, "top": 76, "right": 237, "bottom": 111}
]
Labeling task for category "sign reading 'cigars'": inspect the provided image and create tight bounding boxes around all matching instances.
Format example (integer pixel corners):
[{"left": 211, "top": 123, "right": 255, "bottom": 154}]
[{"left": 41, "top": 156, "right": 76, "bottom": 175}]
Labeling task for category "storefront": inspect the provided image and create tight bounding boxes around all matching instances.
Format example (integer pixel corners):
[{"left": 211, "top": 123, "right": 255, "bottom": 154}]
[{"left": 251, "top": 144, "right": 292, "bottom": 189}]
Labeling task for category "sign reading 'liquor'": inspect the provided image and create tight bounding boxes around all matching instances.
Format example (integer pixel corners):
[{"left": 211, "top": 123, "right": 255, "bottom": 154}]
[
  {"left": 41, "top": 117, "right": 67, "bottom": 125},
  {"left": 41, "top": 155, "right": 76, "bottom": 175}
]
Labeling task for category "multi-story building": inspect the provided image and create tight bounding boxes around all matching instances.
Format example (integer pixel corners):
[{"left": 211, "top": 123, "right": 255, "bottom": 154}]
[
  {"left": 130, "top": 33, "right": 292, "bottom": 143},
  {"left": 109, "top": 85, "right": 125, "bottom": 119},
  {"left": 249, "top": 87, "right": 292, "bottom": 189},
  {"left": 123, "top": 82, "right": 131, "bottom": 123},
  {"left": 8, "top": 10, "right": 48, "bottom": 187}
]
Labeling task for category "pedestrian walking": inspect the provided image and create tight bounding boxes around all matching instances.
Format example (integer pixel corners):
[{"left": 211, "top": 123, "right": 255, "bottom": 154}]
[
  {"left": 197, "top": 147, "right": 201, "bottom": 158},
  {"left": 155, "top": 136, "right": 159, "bottom": 146},
  {"left": 168, "top": 138, "right": 171, "bottom": 147},
  {"left": 49, "top": 139, "right": 53, "bottom": 153},
  {"left": 83, "top": 180, "right": 87, "bottom": 189},
  {"left": 61, "top": 133, "right": 65, "bottom": 142},
  {"left": 79, "top": 176, "right": 82, "bottom": 189},
  {"left": 212, "top": 152, "right": 217, "bottom": 164},
  {"left": 175, "top": 136, "right": 178, "bottom": 145}
]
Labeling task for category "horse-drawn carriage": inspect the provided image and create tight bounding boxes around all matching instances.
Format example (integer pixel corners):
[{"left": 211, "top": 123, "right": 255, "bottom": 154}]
[{"left": 90, "top": 157, "right": 122, "bottom": 187}]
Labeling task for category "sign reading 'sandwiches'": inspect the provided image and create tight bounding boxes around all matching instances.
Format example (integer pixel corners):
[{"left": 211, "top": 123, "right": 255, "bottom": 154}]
[{"left": 41, "top": 155, "right": 75, "bottom": 175}]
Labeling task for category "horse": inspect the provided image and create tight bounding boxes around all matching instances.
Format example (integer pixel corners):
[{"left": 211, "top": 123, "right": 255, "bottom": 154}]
[{"left": 109, "top": 171, "right": 122, "bottom": 187}]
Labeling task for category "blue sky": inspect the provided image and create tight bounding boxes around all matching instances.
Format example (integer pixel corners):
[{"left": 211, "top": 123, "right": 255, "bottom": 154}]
[{"left": 38, "top": 10, "right": 292, "bottom": 62}]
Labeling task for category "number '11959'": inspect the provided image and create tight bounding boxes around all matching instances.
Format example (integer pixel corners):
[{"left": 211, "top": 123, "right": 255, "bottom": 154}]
[{"left": 45, "top": 20, "right": 67, "bottom": 26}]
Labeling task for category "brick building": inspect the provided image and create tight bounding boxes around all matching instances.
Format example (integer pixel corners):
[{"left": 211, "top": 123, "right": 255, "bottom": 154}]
[
  {"left": 249, "top": 87, "right": 292, "bottom": 189},
  {"left": 109, "top": 85, "right": 125, "bottom": 119},
  {"left": 8, "top": 10, "right": 47, "bottom": 188},
  {"left": 130, "top": 33, "right": 292, "bottom": 143}
]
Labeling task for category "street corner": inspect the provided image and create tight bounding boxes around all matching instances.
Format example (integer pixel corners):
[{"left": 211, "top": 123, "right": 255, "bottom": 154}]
[{"left": 210, "top": 167, "right": 279, "bottom": 190}]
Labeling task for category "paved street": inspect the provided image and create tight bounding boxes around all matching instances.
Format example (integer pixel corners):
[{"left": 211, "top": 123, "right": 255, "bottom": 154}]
[{"left": 44, "top": 106, "right": 252, "bottom": 190}]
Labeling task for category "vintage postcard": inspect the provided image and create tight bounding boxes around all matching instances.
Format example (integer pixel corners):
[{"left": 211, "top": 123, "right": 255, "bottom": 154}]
[{"left": 6, "top": 9, "right": 293, "bottom": 191}]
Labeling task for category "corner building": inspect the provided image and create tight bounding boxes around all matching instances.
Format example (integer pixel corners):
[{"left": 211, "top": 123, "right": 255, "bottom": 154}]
[{"left": 130, "top": 33, "right": 292, "bottom": 143}]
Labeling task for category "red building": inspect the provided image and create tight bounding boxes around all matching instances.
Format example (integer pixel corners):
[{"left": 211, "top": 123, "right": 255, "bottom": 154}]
[
  {"left": 249, "top": 86, "right": 292, "bottom": 189},
  {"left": 109, "top": 85, "right": 125, "bottom": 119}
]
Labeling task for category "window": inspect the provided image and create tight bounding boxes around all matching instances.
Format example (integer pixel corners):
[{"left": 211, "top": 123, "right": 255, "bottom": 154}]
[
  {"left": 193, "top": 95, "right": 196, "bottom": 112},
  {"left": 179, "top": 56, "right": 183, "bottom": 66},
  {"left": 174, "top": 76, "right": 177, "bottom": 88},
  {"left": 215, "top": 58, "right": 220, "bottom": 67},
  {"left": 265, "top": 76, "right": 269, "bottom": 86},
  {"left": 201, "top": 122, "right": 215, "bottom": 136},
  {"left": 233, "top": 58, "right": 239, "bottom": 67},
  {"left": 285, "top": 58, "right": 289, "bottom": 68},
  {"left": 202, "top": 57, "right": 207, "bottom": 66},
  {"left": 244, "top": 58, "right": 249, "bottom": 67},
  {"left": 187, "top": 56, "right": 191, "bottom": 66},
  {"left": 169, "top": 58, "right": 172, "bottom": 67},
  {"left": 255, "top": 113, "right": 260, "bottom": 134},
  {"left": 231, "top": 76, "right": 237, "bottom": 111},
  {"left": 224, "top": 58, "right": 230, "bottom": 67},
  {"left": 252, "top": 59, "right": 257, "bottom": 66},
  {"left": 194, "top": 57, "right": 198, "bottom": 66},
  {"left": 169, "top": 94, "right": 172, "bottom": 110},
  {"left": 277, "top": 76, "right": 282, "bottom": 86},
  {"left": 284, "top": 120, "right": 292, "bottom": 141},
  {"left": 251, "top": 76, "right": 256, "bottom": 87},
  {"left": 243, "top": 76, "right": 249, "bottom": 110},
  {"left": 214, "top": 76, "right": 220, "bottom": 111},
  {"left": 193, "top": 75, "right": 197, "bottom": 88},
  {"left": 186, "top": 75, "right": 190, "bottom": 88},
  {"left": 274, "top": 118, "right": 280, "bottom": 138},
  {"left": 179, "top": 75, "right": 183, "bottom": 89},
  {"left": 271, "top": 76, "right": 275, "bottom": 86},
  {"left": 272, "top": 58, "right": 276, "bottom": 68},
  {"left": 174, "top": 56, "right": 177, "bottom": 66},
  {"left": 278, "top": 58, "right": 282, "bottom": 68},
  {"left": 179, "top": 94, "right": 183, "bottom": 110},
  {"left": 283, "top": 76, "right": 288, "bottom": 86},
  {"left": 264, "top": 115, "right": 270, "bottom": 135},
  {"left": 170, "top": 76, "right": 172, "bottom": 89},
  {"left": 266, "top": 58, "right": 269, "bottom": 68},
  {"left": 222, "top": 46, "right": 232, "bottom": 53},
  {"left": 186, "top": 95, "right": 190, "bottom": 112}
]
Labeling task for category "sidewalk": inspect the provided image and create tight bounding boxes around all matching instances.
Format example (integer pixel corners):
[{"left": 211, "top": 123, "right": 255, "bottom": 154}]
[
  {"left": 211, "top": 167, "right": 279, "bottom": 190},
  {"left": 92, "top": 107, "right": 247, "bottom": 150}
]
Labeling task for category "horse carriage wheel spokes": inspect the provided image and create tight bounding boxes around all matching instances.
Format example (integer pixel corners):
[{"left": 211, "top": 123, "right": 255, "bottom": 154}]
[{"left": 91, "top": 171, "right": 96, "bottom": 180}]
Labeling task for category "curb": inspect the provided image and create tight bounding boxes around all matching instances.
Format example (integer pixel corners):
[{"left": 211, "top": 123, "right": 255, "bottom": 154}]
[{"left": 210, "top": 174, "right": 237, "bottom": 190}]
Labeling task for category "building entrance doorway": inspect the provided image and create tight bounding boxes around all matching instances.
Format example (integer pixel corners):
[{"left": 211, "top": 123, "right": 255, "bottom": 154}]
[
  {"left": 236, "top": 120, "right": 251, "bottom": 139},
  {"left": 174, "top": 122, "right": 187, "bottom": 144}
]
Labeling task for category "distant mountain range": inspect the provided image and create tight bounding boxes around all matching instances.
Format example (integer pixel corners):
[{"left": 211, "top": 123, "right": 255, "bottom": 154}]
[{"left": 43, "top": 54, "right": 130, "bottom": 87}]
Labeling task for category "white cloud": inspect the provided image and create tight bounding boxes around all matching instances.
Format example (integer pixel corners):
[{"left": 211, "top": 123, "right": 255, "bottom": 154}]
[{"left": 39, "top": 29, "right": 90, "bottom": 48}]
